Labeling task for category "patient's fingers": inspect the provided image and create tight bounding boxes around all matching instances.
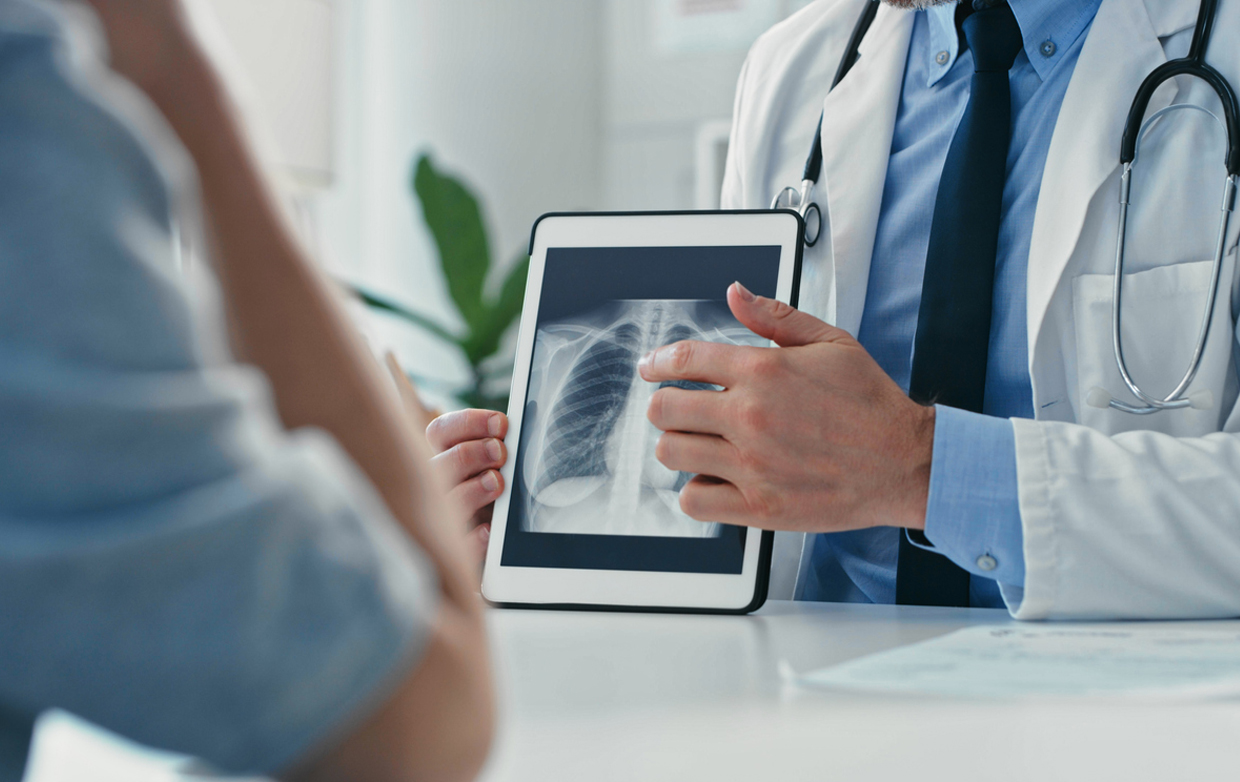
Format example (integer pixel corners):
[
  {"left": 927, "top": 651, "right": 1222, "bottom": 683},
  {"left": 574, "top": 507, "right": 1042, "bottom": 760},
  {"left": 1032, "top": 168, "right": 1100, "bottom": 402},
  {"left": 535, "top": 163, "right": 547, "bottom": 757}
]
[
  {"left": 448, "top": 468, "right": 504, "bottom": 522},
  {"left": 385, "top": 352, "right": 439, "bottom": 433},
  {"left": 427, "top": 409, "right": 507, "bottom": 454},
  {"left": 468, "top": 522, "right": 491, "bottom": 566},
  {"left": 433, "top": 438, "right": 507, "bottom": 489}
]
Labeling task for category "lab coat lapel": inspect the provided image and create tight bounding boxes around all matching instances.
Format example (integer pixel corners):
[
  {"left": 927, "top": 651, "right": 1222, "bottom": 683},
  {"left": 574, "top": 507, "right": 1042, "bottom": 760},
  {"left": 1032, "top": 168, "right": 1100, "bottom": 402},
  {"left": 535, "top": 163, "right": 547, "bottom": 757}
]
[
  {"left": 1025, "top": 0, "right": 1184, "bottom": 361},
  {"left": 818, "top": 5, "right": 913, "bottom": 335}
]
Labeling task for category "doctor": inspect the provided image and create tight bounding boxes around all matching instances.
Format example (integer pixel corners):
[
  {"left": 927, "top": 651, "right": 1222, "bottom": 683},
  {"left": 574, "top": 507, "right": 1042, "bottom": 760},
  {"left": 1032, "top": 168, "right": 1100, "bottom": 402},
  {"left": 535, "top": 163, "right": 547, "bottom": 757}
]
[{"left": 430, "top": 0, "right": 1240, "bottom": 620}]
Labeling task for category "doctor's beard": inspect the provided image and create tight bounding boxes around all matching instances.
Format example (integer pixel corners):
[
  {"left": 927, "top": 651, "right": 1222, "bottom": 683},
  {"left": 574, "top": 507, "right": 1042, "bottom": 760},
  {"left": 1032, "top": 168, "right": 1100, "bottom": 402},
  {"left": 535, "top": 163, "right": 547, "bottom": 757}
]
[{"left": 882, "top": 0, "right": 958, "bottom": 8}]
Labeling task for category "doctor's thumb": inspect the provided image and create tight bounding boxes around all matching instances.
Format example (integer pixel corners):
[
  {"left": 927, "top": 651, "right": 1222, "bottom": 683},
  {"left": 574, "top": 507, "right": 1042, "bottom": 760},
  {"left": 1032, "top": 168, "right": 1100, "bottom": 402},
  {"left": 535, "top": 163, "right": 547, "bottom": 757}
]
[{"left": 728, "top": 282, "right": 846, "bottom": 348}]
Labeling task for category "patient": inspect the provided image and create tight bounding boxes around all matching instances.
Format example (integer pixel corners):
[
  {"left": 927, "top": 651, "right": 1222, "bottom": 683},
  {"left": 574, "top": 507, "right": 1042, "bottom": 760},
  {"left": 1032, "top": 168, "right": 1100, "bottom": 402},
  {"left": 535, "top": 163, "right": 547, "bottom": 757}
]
[{"left": 0, "top": 1, "right": 491, "bottom": 780}]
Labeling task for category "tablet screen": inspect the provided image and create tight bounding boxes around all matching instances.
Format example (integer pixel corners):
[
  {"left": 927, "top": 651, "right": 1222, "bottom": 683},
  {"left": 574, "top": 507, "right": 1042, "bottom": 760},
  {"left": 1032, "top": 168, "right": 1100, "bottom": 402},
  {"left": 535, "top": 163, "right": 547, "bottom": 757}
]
[{"left": 500, "top": 245, "right": 780, "bottom": 574}]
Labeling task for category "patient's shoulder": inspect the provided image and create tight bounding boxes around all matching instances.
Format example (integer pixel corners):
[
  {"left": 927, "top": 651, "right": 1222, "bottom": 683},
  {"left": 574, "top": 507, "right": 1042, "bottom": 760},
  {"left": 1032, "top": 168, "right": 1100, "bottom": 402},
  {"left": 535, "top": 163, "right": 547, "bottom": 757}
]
[
  {"left": 0, "top": 2, "right": 212, "bottom": 371},
  {"left": 0, "top": 2, "right": 174, "bottom": 226}
]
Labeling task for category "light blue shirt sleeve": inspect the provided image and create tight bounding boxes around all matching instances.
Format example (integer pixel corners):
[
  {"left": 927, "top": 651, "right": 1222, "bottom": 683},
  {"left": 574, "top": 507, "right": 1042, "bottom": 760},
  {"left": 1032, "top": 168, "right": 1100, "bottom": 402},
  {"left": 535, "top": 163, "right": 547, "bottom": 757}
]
[
  {"left": 0, "top": 4, "right": 438, "bottom": 780},
  {"left": 914, "top": 406, "right": 1026, "bottom": 588},
  {"left": 806, "top": 0, "right": 1101, "bottom": 607}
]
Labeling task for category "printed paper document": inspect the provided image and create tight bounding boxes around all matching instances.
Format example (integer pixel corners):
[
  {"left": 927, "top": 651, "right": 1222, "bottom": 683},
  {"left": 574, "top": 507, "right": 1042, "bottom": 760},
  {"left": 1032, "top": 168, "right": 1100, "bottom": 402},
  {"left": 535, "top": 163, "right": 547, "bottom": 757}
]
[{"left": 801, "top": 625, "right": 1240, "bottom": 699}]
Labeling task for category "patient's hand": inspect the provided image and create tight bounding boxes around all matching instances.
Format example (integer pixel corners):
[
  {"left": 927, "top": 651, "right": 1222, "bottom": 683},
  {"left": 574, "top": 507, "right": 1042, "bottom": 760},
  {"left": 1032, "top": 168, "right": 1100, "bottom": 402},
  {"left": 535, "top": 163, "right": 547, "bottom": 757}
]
[
  {"left": 427, "top": 410, "right": 509, "bottom": 563},
  {"left": 81, "top": 0, "right": 201, "bottom": 101}
]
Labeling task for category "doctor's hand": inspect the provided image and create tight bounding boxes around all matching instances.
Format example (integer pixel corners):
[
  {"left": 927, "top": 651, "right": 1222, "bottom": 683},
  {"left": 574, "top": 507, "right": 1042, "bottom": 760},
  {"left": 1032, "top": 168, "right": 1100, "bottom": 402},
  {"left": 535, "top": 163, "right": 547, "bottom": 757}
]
[
  {"left": 641, "top": 283, "right": 934, "bottom": 534},
  {"left": 426, "top": 410, "right": 509, "bottom": 563}
]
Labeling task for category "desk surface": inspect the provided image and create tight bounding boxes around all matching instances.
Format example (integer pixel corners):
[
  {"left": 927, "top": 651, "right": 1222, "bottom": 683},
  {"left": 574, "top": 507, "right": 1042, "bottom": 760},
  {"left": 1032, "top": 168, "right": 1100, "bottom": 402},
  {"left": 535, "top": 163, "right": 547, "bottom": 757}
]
[{"left": 478, "top": 600, "right": 1240, "bottom": 782}]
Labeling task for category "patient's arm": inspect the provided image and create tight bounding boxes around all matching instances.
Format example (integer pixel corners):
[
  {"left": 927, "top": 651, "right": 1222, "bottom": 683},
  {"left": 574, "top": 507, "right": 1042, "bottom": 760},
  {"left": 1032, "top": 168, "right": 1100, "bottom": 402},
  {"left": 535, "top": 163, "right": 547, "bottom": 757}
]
[
  {"left": 287, "top": 606, "right": 492, "bottom": 782},
  {"left": 81, "top": 1, "right": 492, "bottom": 779}
]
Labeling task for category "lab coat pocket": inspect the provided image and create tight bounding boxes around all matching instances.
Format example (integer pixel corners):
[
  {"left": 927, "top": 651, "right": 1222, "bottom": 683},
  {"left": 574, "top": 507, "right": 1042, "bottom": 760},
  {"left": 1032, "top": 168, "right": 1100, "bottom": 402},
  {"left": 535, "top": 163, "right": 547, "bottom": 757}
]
[{"left": 1073, "top": 258, "right": 1233, "bottom": 436}]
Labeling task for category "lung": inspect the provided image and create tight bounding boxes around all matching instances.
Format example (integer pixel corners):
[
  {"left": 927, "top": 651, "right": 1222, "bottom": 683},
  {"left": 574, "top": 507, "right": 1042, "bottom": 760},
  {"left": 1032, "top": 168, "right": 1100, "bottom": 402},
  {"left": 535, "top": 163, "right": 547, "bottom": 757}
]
[
  {"left": 520, "top": 299, "right": 764, "bottom": 537},
  {"left": 533, "top": 323, "right": 640, "bottom": 506}
]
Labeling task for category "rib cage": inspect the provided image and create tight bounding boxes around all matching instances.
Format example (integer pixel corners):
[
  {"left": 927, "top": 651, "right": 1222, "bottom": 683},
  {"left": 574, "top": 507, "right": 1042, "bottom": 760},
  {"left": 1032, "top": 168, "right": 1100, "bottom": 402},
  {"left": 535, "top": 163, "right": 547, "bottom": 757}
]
[
  {"left": 534, "top": 323, "right": 639, "bottom": 497},
  {"left": 522, "top": 299, "right": 764, "bottom": 537}
]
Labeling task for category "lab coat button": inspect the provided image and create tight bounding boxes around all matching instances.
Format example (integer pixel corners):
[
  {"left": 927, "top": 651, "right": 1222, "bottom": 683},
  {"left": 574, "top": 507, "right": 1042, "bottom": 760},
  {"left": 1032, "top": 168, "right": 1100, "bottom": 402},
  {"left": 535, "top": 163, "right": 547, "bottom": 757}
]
[
  {"left": 977, "top": 555, "right": 998, "bottom": 572},
  {"left": 1039, "top": 40, "right": 1056, "bottom": 57},
  {"left": 935, "top": 50, "right": 950, "bottom": 66}
]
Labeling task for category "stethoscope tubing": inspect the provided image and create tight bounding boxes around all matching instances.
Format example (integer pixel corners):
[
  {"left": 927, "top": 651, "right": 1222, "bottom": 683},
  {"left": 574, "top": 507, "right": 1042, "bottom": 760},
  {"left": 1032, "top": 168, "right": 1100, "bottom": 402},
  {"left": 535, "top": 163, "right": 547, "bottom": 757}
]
[
  {"left": 1119, "top": 0, "right": 1239, "bottom": 176},
  {"left": 1105, "top": 0, "right": 1240, "bottom": 414},
  {"left": 779, "top": 0, "right": 1240, "bottom": 416},
  {"left": 770, "top": 0, "right": 880, "bottom": 246}
]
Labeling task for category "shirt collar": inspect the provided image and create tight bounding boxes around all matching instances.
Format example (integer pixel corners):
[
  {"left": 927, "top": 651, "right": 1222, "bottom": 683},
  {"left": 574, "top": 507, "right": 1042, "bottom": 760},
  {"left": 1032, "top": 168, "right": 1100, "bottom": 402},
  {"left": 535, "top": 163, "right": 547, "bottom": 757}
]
[{"left": 924, "top": 0, "right": 1103, "bottom": 87}]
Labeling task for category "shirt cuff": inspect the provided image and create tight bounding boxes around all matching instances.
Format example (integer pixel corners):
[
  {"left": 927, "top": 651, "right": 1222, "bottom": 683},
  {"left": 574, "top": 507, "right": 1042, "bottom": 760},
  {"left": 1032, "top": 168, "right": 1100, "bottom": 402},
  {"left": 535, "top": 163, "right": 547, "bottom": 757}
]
[{"left": 911, "top": 405, "right": 1026, "bottom": 587}]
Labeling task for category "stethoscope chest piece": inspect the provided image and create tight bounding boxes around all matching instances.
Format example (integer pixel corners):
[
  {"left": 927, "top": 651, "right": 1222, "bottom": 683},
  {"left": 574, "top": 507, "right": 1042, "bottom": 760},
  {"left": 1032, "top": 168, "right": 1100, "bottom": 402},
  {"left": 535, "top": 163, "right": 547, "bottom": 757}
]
[{"left": 771, "top": 179, "right": 823, "bottom": 247}]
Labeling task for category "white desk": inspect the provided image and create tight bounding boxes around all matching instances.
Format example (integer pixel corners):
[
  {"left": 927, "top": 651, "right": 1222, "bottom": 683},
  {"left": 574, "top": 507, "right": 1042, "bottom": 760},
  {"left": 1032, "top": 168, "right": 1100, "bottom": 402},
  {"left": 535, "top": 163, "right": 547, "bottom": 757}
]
[{"left": 479, "top": 600, "right": 1240, "bottom": 782}]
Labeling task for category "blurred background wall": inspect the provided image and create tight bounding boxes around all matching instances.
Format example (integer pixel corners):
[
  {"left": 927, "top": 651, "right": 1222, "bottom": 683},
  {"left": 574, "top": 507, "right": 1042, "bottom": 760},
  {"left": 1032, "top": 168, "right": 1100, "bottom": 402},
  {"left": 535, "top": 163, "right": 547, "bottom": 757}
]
[{"left": 205, "top": 0, "right": 815, "bottom": 409}]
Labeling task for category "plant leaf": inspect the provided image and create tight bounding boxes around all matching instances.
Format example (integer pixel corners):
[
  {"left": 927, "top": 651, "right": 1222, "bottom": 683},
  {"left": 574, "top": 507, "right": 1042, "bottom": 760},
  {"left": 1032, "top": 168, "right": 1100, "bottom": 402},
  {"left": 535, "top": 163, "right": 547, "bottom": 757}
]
[
  {"left": 462, "top": 254, "right": 529, "bottom": 365},
  {"left": 412, "top": 154, "right": 491, "bottom": 332},
  {"left": 349, "top": 283, "right": 462, "bottom": 347}
]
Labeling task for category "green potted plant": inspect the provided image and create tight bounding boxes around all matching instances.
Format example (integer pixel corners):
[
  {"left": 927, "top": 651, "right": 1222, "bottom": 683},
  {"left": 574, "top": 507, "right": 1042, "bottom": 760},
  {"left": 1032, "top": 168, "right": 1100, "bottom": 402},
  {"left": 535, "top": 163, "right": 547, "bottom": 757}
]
[{"left": 354, "top": 154, "right": 529, "bottom": 411}]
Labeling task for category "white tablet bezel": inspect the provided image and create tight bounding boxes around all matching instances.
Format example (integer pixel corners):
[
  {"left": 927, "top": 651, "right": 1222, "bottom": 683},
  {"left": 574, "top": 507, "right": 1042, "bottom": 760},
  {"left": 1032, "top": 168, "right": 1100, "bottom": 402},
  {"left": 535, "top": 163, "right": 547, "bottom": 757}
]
[{"left": 482, "top": 211, "right": 802, "bottom": 612}]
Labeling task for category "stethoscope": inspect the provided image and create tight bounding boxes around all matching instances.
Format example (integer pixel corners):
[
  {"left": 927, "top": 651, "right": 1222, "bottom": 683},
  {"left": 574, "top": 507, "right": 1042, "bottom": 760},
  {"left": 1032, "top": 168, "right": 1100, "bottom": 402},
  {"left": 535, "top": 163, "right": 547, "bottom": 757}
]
[
  {"left": 769, "top": 0, "right": 878, "bottom": 247},
  {"left": 775, "top": 0, "right": 1240, "bottom": 415}
]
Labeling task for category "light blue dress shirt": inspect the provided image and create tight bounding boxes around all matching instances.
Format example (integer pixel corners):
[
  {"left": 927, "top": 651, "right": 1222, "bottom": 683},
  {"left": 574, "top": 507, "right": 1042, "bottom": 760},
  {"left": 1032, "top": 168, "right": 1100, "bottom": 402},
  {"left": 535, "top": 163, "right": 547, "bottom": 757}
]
[
  {"left": 802, "top": 0, "right": 1103, "bottom": 608},
  {"left": 0, "top": 2, "right": 436, "bottom": 779}
]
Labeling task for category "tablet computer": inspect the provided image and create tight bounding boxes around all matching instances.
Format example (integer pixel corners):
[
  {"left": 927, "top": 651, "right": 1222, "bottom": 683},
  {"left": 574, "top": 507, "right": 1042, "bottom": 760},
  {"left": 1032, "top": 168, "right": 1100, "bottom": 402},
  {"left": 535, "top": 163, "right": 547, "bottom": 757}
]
[{"left": 482, "top": 210, "right": 804, "bottom": 613}]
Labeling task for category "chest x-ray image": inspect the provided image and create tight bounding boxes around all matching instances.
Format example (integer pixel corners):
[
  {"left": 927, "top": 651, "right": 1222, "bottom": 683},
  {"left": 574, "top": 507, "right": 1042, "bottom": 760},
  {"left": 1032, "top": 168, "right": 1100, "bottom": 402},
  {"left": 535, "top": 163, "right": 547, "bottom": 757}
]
[{"left": 518, "top": 299, "right": 766, "bottom": 537}]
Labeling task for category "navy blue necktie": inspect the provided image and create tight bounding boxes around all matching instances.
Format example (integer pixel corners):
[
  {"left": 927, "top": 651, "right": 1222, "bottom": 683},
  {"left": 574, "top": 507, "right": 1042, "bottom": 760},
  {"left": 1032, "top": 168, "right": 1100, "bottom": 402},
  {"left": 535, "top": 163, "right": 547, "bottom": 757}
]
[{"left": 896, "top": 2, "right": 1024, "bottom": 607}]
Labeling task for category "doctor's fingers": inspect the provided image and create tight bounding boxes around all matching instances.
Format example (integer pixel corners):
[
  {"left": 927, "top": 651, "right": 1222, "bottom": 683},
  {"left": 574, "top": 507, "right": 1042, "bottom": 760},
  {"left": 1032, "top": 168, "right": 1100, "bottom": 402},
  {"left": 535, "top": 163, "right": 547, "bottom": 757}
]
[
  {"left": 647, "top": 386, "right": 731, "bottom": 435},
  {"left": 426, "top": 408, "right": 508, "bottom": 454},
  {"left": 677, "top": 476, "right": 770, "bottom": 528},
  {"left": 654, "top": 432, "right": 742, "bottom": 484},
  {"left": 638, "top": 340, "right": 760, "bottom": 387}
]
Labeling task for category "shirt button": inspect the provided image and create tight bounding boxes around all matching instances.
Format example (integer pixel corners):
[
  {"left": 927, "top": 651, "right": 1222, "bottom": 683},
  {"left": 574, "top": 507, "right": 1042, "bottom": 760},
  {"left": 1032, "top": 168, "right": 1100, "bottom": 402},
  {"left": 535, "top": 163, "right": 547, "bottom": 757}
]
[
  {"left": 1040, "top": 39, "right": 1057, "bottom": 57},
  {"left": 977, "top": 555, "right": 998, "bottom": 572},
  {"left": 935, "top": 50, "right": 950, "bottom": 66}
]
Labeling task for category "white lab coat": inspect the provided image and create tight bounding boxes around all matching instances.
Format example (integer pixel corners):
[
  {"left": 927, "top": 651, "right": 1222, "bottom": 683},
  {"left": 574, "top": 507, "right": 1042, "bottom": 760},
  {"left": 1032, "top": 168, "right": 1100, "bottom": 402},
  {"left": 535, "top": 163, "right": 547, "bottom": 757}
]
[{"left": 723, "top": 0, "right": 1240, "bottom": 619}]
